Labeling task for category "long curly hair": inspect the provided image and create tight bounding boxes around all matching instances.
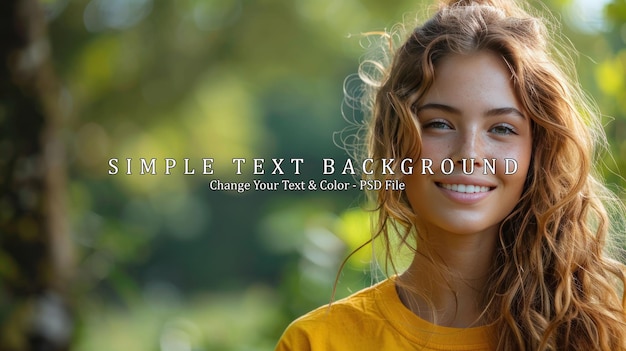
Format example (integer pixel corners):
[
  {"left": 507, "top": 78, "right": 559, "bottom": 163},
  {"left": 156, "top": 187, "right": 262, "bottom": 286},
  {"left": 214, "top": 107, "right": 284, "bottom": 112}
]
[{"left": 352, "top": 0, "right": 626, "bottom": 349}]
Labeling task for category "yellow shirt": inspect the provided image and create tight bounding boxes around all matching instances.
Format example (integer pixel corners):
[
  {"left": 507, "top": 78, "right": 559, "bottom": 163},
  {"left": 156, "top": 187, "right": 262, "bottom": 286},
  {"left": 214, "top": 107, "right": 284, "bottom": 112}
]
[{"left": 275, "top": 277, "right": 494, "bottom": 350}]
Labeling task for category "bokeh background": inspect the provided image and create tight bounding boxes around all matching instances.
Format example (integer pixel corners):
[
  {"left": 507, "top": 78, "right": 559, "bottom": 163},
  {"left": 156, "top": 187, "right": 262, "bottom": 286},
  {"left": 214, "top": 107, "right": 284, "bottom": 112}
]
[{"left": 1, "top": 0, "right": 625, "bottom": 350}]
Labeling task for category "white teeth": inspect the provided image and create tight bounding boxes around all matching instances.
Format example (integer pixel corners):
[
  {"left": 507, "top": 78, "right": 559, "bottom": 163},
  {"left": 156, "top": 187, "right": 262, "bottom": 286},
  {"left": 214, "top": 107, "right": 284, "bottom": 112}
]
[{"left": 440, "top": 183, "right": 491, "bottom": 193}]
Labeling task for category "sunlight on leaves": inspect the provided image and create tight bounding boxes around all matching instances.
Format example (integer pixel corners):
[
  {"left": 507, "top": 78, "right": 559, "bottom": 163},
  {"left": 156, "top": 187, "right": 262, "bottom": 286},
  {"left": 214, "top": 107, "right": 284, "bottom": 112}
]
[
  {"left": 595, "top": 56, "right": 624, "bottom": 95},
  {"left": 334, "top": 207, "right": 371, "bottom": 269},
  {"left": 70, "top": 35, "right": 120, "bottom": 102}
]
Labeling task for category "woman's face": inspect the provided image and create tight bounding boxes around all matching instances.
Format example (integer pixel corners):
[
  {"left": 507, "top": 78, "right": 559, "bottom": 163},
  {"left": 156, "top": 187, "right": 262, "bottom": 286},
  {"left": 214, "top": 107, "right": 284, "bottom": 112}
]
[{"left": 405, "top": 50, "right": 532, "bottom": 238}]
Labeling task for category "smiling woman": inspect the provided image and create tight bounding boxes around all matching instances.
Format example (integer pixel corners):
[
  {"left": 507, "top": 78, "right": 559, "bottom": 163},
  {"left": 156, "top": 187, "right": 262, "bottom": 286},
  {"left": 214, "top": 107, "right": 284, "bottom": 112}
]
[{"left": 275, "top": 0, "right": 626, "bottom": 350}]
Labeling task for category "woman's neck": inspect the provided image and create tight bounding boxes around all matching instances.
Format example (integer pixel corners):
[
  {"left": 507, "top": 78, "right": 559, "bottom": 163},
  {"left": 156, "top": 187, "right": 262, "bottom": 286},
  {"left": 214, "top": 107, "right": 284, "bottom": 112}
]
[{"left": 396, "top": 228, "right": 498, "bottom": 328}]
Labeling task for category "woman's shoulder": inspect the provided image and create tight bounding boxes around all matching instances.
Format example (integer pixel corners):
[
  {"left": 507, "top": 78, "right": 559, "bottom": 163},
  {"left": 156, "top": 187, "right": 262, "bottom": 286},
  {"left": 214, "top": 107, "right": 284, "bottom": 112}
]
[
  {"left": 293, "top": 278, "right": 392, "bottom": 326},
  {"left": 274, "top": 278, "right": 395, "bottom": 350}
]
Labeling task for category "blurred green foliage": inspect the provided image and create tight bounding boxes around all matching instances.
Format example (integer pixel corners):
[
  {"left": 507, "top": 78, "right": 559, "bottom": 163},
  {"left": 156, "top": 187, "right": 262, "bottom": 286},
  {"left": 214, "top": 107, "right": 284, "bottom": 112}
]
[{"left": 26, "top": 0, "right": 626, "bottom": 349}]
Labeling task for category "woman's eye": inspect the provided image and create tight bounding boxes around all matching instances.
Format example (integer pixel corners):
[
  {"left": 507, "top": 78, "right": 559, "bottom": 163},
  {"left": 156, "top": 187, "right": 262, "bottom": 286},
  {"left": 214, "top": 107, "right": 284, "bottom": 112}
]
[
  {"left": 490, "top": 124, "right": 517, "bottom": 135},
  {"left": 423, "top": 121, "right": 452, "bottom": 129}
]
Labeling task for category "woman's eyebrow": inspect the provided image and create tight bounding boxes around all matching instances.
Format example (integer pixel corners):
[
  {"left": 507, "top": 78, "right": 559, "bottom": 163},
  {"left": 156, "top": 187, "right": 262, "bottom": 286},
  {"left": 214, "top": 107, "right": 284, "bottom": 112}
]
[
  {"left": 415, "top": 103, "right": 460, "bottom": 114},
  {"left": 485, "top": 107, "right": 526, "bottom": 120},
  {"left": 415, "top": 103, "right": 525, "bottom": 119}
]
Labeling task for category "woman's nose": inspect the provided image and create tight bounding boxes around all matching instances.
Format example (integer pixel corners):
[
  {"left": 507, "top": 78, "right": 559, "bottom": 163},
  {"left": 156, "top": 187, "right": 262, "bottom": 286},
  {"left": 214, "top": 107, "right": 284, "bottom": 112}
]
[{"left": 452, "top": 128, "right": 484, "bottom": 168}]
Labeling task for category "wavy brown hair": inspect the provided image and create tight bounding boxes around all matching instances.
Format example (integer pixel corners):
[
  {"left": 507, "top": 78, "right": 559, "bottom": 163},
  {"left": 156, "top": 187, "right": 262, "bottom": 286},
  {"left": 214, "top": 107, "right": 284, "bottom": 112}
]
[{"left": 351, "top": 0, "right": 626, "bottom": 349}]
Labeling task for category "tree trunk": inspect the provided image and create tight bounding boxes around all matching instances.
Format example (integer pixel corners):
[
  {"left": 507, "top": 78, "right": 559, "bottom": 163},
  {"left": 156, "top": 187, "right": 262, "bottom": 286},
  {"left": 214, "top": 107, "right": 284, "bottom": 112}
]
[{"left": 0, "top": 0, "right": 73, "bottom": 350}]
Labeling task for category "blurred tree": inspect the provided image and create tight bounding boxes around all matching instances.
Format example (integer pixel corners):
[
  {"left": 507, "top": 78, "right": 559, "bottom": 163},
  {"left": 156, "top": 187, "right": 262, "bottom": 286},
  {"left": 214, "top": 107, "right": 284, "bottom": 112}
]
[{"left": 0, "top": 0, "right": 73, "bottom": 350}]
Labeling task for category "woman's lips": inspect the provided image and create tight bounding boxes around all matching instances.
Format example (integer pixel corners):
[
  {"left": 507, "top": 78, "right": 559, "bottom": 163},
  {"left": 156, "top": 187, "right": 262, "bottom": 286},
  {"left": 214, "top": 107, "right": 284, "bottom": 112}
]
[{"left": 435, "top": 182, "right": 495, "bottom": 204}]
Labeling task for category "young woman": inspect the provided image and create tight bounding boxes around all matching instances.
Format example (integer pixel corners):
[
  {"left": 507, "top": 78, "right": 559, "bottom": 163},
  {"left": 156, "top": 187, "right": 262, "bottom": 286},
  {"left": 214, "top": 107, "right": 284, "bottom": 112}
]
[{"left": 276, "top": 0, "right": 626, "bottom": 349}]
